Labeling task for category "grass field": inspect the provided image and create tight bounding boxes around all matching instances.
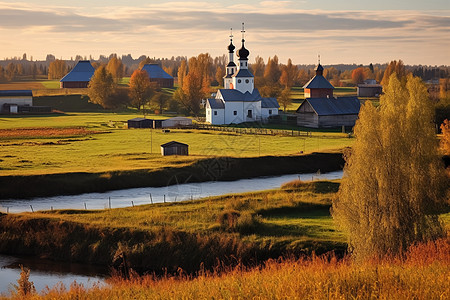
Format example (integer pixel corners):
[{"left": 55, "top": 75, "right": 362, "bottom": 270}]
[
  {"left": 5, "top": 239, "right": 448, "bottom": 299},
  {"left": 0, "top": 113, "right": 353, "bottom": 176},
  {"left": 1, "top": 181, "right": 449, "bottom": 299}
]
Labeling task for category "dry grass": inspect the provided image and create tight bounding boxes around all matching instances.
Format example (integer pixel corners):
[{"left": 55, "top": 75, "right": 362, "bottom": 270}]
[
  {"left": 0, "top": 127, "right": 103, "bottom": 138},
  {"left": 2, "top": 237, "right": 448, "bottom": 299}
]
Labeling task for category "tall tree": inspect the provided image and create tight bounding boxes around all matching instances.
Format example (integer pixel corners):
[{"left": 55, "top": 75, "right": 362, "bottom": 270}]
[
  {"left": 5, "top": 63, "right": 17, "bottom": 81},
  {"left": 264, "top": 56, "right": 281, "bottom": 84},
  {"left": 215, "top": 66, "right": 225, "bottom": 87},
  {"left": 87, "top": 66, "right": 124, "bottom": 109},
  {"left": 332, "top": 74, "right": 446, "bottom": 260},
  {"left": 381, "top": 60, "right": 407, "bottom": 86},
  {"left": 48, "top": 59, "right": 67, "bottom": 80},
  {"left": 174, "top": 54, "right": 211, "bottom": 115},
  {"left": 151, "top": 92, "right": 170, "bottom": 114},
  {"left": 177, "top": 60, "right": 187, "bottom": 89},
  {"left": 279, "top": 59, "right": 298, "bottom": 88},
  {"left": 441, "top": 119, "right": 450, "bottom": 155},
  {"left": 129, "top": 69, "right": 156, "bottom": 111},
  {"left": 106, "top": 56, "right": 124, "bottom": 83},
  {"left": 250, "top": 55, "right": 265, "bottom": 77},
  {"left": 278, "top": 88, "right": 292, "bottom": 112},
  {"left": 351, "top": 67, "right": 366, "bottom": 84}
]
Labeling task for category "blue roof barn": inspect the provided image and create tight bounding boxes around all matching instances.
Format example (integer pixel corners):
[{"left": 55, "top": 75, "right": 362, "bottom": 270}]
[
  {"left": 141, "top": 64, "right": 174, "bottom": 88},
  {"left": 60, "top": 60, "right": 95, "bottom": 88}
]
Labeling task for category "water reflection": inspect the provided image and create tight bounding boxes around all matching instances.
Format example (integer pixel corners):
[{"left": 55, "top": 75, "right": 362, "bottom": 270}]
[{"left": 0, "top": 254, "right": 107, "bottom": 295}]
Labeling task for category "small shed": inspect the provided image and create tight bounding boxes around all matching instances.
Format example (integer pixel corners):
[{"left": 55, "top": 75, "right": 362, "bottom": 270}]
[
  {"left": 161, "top": 117, "right": 192, "bottom": 128},
  {"left": 296, "top": 97, "right": 361, "bottom": 128},
  {"left": 357, "top": 84, "right": 383, "bottom": 97},
  {"left": 60, "top": 60, "right": 95, "bottom": 88},
  {"left": 127, "top": 118, "right": 153, "bottom": 128},
  {"left": 161, "top": 141, "right": 189, "bottom": 156}
]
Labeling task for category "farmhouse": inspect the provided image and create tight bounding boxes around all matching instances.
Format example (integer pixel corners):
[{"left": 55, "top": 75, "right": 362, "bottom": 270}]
[
  {"left": 60, "top": 60, "right": 95, "bottom": 88},
  {"left": 297, "top": 62, "right": 360, "bottom": 128},
  {"left": 141, "top": 64, "right": 174, "bottom": 88},
  {"left": 161, "top": 141, "right": 188, "bottom": 156},
  {"left": 206, "top": 26, "right": 279, "bottom": 125},
  {"left": 0, "top": 90, "right": 51, "bottom": 114},
  {"left": 296, "top": 97, "right": 361, "bottom": 128}
]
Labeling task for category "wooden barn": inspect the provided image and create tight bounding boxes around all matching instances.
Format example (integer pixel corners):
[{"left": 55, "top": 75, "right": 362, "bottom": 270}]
[
  {"left": 127, "top": 118, "right": 153, "bottom": 128},
  {"left": 161, "top": 117, "right": 192, "bottom": 128},
  {"left": 141, "top": 64, "right": 174, "bottom": 88},
  {"left": 60, "top": 60, "right": 95, "bottom": 88},
  {"left": 161, "top": 141, "right": 189, "bottom": 156},
  {"left": 357, "top": 84, "right": 383, "bottom": 97},
  {"left": 296, "top": 97, "right": 360, "bottom": 128}
]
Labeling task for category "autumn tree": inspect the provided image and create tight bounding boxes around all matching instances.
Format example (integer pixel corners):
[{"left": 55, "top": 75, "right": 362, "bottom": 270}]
[
  {"left": 351, "top": 67, "right": 365, "bottom": 84},
  {"left": 48, "top": 59, "right": 67, "bottom": 79},
  {"left": 279, "top": 58, "right": 298, "bottom": 88},
  {"left": 332, "top": 74, "right": 446, "bottom": 260},
  {"left": 151, "top": 92, "right": 170, "bottom": 114},
  {"left": 106, "top": 56, "right": 124, "bottom": 83},
  {"left": 129, "top": 69, "right": 156, "bottom": 111},
  {"left": 259, "top": 56, "right": 282, "bottom": 98},
  {"left": 5, "top": 63, "right": 17, "bottom": 81},
  {"left": 174, "top": 54, "right": 211, "bottom": 115},
  {"left": 88, "top": 66, "right": 127, "bottom": 109},
  {"left": 138, "top": 56, "right": 154, "bottom": 69},
  {"left": 250, "top": 55, "right": 265, "bottom": 77},
  {"left": 177, "top": 60, "right": 187, "bottom": 88},
  {"left": 278, "top": 88, "right": 292, "bottom": 112},
  {"left": 381, "top": 59, "right": 407, "bottom": 85},
  {"left": 441, "top": 119, "right": 450, "bottom": 155},
  {"left": 215, "top": 66, "right": 225, "bottom": 86}
]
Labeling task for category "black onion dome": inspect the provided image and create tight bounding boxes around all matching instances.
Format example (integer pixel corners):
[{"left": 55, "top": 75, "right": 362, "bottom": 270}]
[
  {"left": 227, "top": 41, "right": 235, "bottom": 53},
  {"left": 237, "top": 40, "right": 249, "bottom": 60}
]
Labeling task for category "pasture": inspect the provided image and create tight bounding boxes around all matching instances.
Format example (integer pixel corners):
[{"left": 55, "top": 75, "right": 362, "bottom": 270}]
[{"left": 0, "top": 113, "right": 353, "bottom": 176}]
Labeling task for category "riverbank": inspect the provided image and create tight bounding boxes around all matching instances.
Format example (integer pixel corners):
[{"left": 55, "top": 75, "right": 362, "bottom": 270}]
[
  {"left": 0, "top": 152, "right": 344, "bottom": 199},
  {"left": 0, "top": 180, "right": 347, "bottom": 274}
]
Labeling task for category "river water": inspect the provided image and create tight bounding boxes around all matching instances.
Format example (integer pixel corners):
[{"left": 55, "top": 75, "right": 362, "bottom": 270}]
[
  {"left": 0, "top": 170, "right": 343, "bottom": 213},
  {"left": 0, "top": 170, "right": 343, "bottom": 295},
  {"left": 0, "top": 254, "right": 107, "bottom": 296}
]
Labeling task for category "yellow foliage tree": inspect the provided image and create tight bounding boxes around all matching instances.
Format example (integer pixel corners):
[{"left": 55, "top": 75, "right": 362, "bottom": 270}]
[
  {"left": 106, "top": 56, "right": 124, "bottom": 83},
  {"left": 333, "top": 73, "right": 446, "bottom": 260},
  {"left": 440, "top": 119, "right": 450, "bottom": 155},
  {"left": 48, "top": 59, "right": 67, "bottom": 80}
]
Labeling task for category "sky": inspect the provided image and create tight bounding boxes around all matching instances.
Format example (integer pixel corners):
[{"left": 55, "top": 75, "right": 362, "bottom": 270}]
[{"left": 0, "top": 0, "right": 449, "bottom": 66}]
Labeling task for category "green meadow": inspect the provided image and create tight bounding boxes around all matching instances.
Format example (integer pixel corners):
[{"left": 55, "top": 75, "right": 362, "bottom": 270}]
[{"left": 0, "top": 113, "right": 353, "bottom": 176}]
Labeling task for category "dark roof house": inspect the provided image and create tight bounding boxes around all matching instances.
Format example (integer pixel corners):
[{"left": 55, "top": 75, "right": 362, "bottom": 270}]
[
  {"left": 303, "top": 63, "right": 334, "bottom": 98},
  {"left": 141, "top": 64, "right": 174, "bottom": 88},
  {"left": 296, "top": 97, "right": 360, "bottom": 128},
  {"left": 60, "top": 60, "right": 95, "bottom": 88}
]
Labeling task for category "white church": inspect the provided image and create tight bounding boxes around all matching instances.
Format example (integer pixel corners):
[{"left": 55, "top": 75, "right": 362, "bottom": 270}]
[{"left": 206, "top": 26, "right": 279, "bottom": 125}]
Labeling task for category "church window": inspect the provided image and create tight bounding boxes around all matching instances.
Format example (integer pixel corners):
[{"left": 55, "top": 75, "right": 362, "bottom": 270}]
[
  {"left": 269, "top": 109, "right": 272, "bottom": 115},
  {"left": 214, "top": 111, "right": 217, "bottom": 116},
  {"left": 233, "top": 111, "right": 237, "bottom": 115},
  {"left": 247, "top": 110, "right": 253, "bottom": 118},
  {"left": 238, "top": 79, "right": 242, "bottom": 83},
  {"left": 245, "top": 79, "right": 249, "bottom": 83}
]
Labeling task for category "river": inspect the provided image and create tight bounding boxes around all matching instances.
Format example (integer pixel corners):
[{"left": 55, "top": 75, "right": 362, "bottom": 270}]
[
  {"left": 0, "top": 170, "right": 343, "bottom": 295},
  {"left": 0, "top": 170, "right": 343, "bottom": 213}
]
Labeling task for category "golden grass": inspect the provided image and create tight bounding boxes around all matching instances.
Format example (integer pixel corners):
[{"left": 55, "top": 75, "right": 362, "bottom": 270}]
[{"left": 3, "top": 238, "right": 448, "bottom": 299}]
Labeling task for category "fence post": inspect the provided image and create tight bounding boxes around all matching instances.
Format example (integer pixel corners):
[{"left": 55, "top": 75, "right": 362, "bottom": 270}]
[
  {"left": 131, "top": 201, "right": 134, "bottom": 207},
  {"left": 84, "top": 203, "right": 87, "bottom": 210},
  {"left": 30, "top": 205, "right": 34, "bottom": 213},
  {"left": 164, "top": 195, "right": 166, "bottom": 203},
  {"left": 150, "top": 193, "right": 153, "bottom": 204},
  {"left": 109, "top": 197, "right": 111, "bottom": 209}
]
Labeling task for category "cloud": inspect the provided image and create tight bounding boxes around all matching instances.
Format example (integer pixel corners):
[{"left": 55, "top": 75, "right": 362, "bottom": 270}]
[{"left": 0, "top": 2, "right": 449, "bottom": 65}]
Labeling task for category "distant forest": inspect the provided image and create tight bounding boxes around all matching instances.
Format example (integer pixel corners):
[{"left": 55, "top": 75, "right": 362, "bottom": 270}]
[{"left": 0, "top": 53, "right": 449, "bottom": 85}]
